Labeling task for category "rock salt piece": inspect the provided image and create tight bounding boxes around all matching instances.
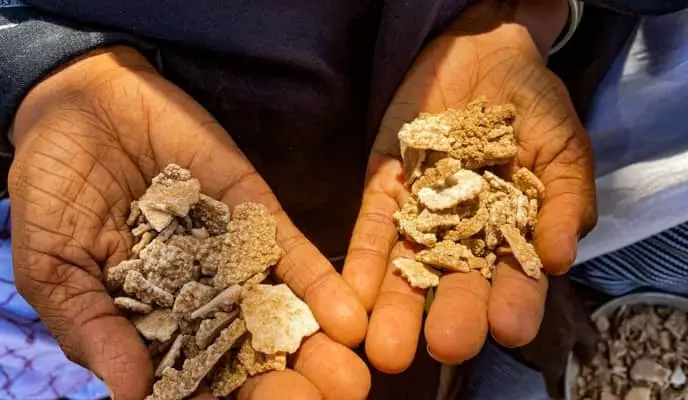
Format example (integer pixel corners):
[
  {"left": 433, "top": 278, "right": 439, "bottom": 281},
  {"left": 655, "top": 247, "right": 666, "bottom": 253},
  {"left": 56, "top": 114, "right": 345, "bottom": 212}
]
[
  {"left": 190, "top": 194, "right": 230, "bottom": 236},
  {"left": 182, "top": 335, "right": 202, "bottom": 359},
  {"left": 398, "top": 114, "right": 455, "bottom": 152},
  {"left": 132, "top": 223, "right": 153, "bottom": 237},
  {"left": 513, "top": 193, "right": 530, "bottom": 232},
  {"left": 414, "top": 209, "right": 461, "bottom": 233},
  {"left": 512, "top": 167, "right": 545, "bottom": 200},
  {"left": 241, "top": 284, "right": 319, "bottom": 354},
  {"left": 441, "top": 202, "right": 489, "bottom": 241},
  {"left": 166, "top": 235, "right": 202, "bottom": 259},
  {"left": 196, "top": 311, "right": 238, "bottom": 350},
  {"left": 411, "top": 157, "right": 463, "bottom": 195},
  {"left": 213, "top": 203, "right": 282, "bottom": 288},
  {"left": 149, "top": 338, "right": 174, "bottom": 358},
  {"left": 500, "top": 225, "right": 542, "bottom": 279},
  {"left": 630, "top": 358, "right": 671, "bottom": 384},
  {"left": 394, "top": 199, "right": 437, "bottom": 247},
  {"left": 139, "top": 165, "right": 201, "bottom": 232},
  {"left": 483, "top": 171, "right": 521, "bottom": 196},
  {"left": 237, "top": 338, "right": 287, "bottom": 376},
  {"left": 123, "top": 270, "right": 174, "bottom": 307},
  {"left": 601, "top": 389, "right": 619, "bottom": 400},
  {"left": 141, "top": 240, "right": 198, "bottom": 293},
  {"left": 190, "top": 285, "right": 243, "bottom": 320},
  {"left": 670, "top": 365, "right": 686, "bottom": 388},
  {"left": 596, "top": 316, "right": 611, "bottom": 333},
  {"left": 114, "top": 297, "right": 152, "bottom": 314},
  {"left": 417, "top": 170, "right": 486, "bottom": 211},
  {"left": 178, "top": 318, "right": 202, "bottom": 335},
  {"left": 146, "top": 319, "right": 247, "bottom": 400},
  {"left": 105, "top": 259, "right": 143, "bottom": 291},
  {"left": 392, "top": 258, "right": 440, "bottom": 289},
  {"left": 624, "top": 387, "right": 651, "bottom": 400},
  {"left": 132, "top": 231, "right": 155, "bottom": 257},
  {"left": 461, "top": 238, "right": 487, "bottom": 257},
  {"left": 664, "top": 311, "right": 687, "bottom": 339},
  {"left": 401, "top": 146, "right": 426, "bottom": 187},
  {"left": 197, "top": 234, "right": 230, "bottom": 276},
  {"left": 527, "top": 198, "right": 539, "bottom": 230},
  {"left": 133, "top": 309, "right": 179, "bottom": 342},
  {"left": 211, "top": 357, "right": 248, "bottom": 398},
  {"left": 156, "top": 220, "right": 179, "bottom": 242},
  {"left": 243, "top": 270, "right": 270, "bottom": 287},
  {"left": 155, "top": 334, "right": 185, "bottom": 378},
  {"left": 127, "top": 200, "right": 142, "bottom": 227},
  {"left": 173, "top": 281, "right": 217, "bottom": 317},
  {"left": 415, "top": 241, "right": 473, "bottom": 273},
  {"left": 190, "top": 228, "right": 209, "bottom": 240}
]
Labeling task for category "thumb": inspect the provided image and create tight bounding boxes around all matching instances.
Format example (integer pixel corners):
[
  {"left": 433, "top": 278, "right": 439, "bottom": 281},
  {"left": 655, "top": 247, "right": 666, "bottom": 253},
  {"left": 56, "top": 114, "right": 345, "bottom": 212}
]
[
  {"left": 12, "top": 254, "right": 152, "bottom": 400},
  {"left": 532, "top": 132, "right": 597, "bottom": 275}
]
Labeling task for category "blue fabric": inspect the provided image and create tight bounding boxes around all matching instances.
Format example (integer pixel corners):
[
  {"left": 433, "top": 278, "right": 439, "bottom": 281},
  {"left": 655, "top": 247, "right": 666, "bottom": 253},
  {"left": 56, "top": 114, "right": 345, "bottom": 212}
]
[{"left": 0, "top": 199, "right": 107, "bottom": 400}]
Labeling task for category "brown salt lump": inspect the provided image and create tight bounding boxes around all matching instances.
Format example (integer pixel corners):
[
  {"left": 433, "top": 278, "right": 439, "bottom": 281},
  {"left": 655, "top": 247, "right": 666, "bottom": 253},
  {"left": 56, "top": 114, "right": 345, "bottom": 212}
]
[
  {"left": 213, "top": 203, "right": 281, "bottom": 288},
  {"left": 173, "top": 281, "right": 217, "bottom": 318},
  {"left": 392, "top": 258, "right": 440, "bottom": 289},
  {"left": 512, "top": 167, "right": 545, "bottom": 200},
  {"left": 155, "top": 334, "right": 185, "bottom": 378},
  {"left": 190, "top": 194, "right": 230, "bottom": 236},
  {"left": 139, "top": 165, "right": 201, "bottom": 232},
  {"left": 211, "top": 357, "right": 248, "bottom": 398},
  {"left": 197, "top": 234, "right": 229, "bottom": 276},
  {"left": 166, "top": 235, "right": 201, "bottom": 259},
  {"left": 393, "top": 199, "right": 437, "bottom": 247},
  {"left": 411, "top": 157, "right": 463, "bottom": 195},
  {"left": 132, "top": 309, "right": 179, "bottom": 342},
  {"left": 132, "top": 223, "right": 153, "bottom": 237},
  {"left": 123, "top": 270, "right": 174, "bottom": 307},
  {"left": 441, "top": 196, "right": 489, "bottom": 241},
  {"left": 500, "top": 225, "right": 543, "bottom": 279},
  {"left": 140, "top": 240, "right": 197, "bottom": 293},
  {"left": 196, "top": 311, "right": 238, "bottom": 350},
  {"left": 146, "top": 319, "right": 247, "bottom": 400},
  {"left": 190, "top": 284, "right": 243, "bottom": 320},
  {"left": 414, "top": 209, "right": 461, "bottom": 233},
  {"left": 243, "top": 270, "right": 270, "bottom": 288},
  {"left": 461, "top": 238, "right": 487, "bottom": 257},
  {"left": 114, "top": 297, "right": 152, "bottom": 314},
  {"left": 237, "top": 338, "right": 287, "bottom": 376},
  {"left": 241, "top": 284, "right": 319, "bottom": 354},
  {"left": 415, "top": 241, "right": 473, "bottom": 272},
  {"left": 126, "top": 200, "right": 142, "bottom": 227},
  {"left": 417, "top": 170, "right": 486, "bottom": 211},
  {"left": 132, "top": 231, "right": 155, "bottom": 257},
  {"left": 105, "top": 259, "right": 143, "bottom": 291}
]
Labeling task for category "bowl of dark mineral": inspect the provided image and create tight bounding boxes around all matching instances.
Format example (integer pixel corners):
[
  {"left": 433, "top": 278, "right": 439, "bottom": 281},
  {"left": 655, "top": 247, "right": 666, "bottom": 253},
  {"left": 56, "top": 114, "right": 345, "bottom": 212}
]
[{"left": 565, "top": 292, "right": 688, "bottom": 400}]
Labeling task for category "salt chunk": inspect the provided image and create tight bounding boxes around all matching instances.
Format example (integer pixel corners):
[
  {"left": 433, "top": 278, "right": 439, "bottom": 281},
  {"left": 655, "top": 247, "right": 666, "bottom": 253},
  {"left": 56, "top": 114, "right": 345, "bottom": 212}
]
[
  {"left": 630, "top": 358, "right": 671, "bottom": 384},
  {"left": 173, "top": 281, "right": 217, "bottom": 318},
  {"left": 500, "top": 225, "right": 542, "bottom": 279},
  {"left": 213, "top": 203, "right": 282, "bottom": 288},
  {"left": 105, "top": 259, "right": 143, "bottom": 291},
  {"left": 411, "top": 157, "right": 463, "bottom": 195},
  {"left": 211, "top": 357, "right": 248, "bottom": 398},
  {"left": 123, "top": 271, "right": 174, "bottom": 307},
  {"left": 133, "top": 309, "right": 179, "bottom": 342},
  {"left": 670, "top": 365, "right": 686, "bottom": 388},
  {"left": 146, "top": 319, "right": 246, "bottom": 400},
  {"left": 243, "top": 270, "right": 270, "bottom": 288},
  {"left": 190, "top": 285, "right": 242, "bottom": 320},
  {"left": 126, "top": 200, "right": 142, "bottom": 227},
  {"left": 141, "top": 240, "right": 197, "bottom": 293},
  {"left": 237, "top": 338, "right": 287, "bottom": 376},
  {"left": 132, "top": 231, "right": 155, "bottom": 257},
  {"left": 624, "top": 387, "right": 651, "bottom": 400},
  {"left": 417, "top": 170, "right": 486, "bottom": 211},
  {"left": 512, "top": 167, "right": 545, "bottom": 200},
  {"left": 196, "top": 311, "right": 238, "bottom": 350},
  {"left": 139, "top": 165, "right": 201, "bottom": 232},
  {"left": 190, "top": 194, "right": 230, "bottom": 236},
  {"left": 415, "top": 241, "right": 472, "bottom": 272},
  {"left": 114, "top": 297, "right": 152, "bottom": 314},
  {"left": 392, "top": 258, "right": 440, "bottom": 289},
  {"left": 155, "top": 334, "right": 185, "bottom": 378},
  {"left": 393, "top": 200, "right": 437, "bottom": 247},
  {"left": 241, "top": 284, "right": 319, "bottom": 354}
]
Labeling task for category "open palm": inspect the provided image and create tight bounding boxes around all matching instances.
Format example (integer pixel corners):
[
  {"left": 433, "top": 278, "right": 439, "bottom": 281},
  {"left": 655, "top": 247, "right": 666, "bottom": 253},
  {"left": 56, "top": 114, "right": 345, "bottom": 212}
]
[
  {"left": 9, "top": 47, "right": 369, "bottom": 399},
  {"left": 343, "top": 3, "right": 597, "bottom": 372}
]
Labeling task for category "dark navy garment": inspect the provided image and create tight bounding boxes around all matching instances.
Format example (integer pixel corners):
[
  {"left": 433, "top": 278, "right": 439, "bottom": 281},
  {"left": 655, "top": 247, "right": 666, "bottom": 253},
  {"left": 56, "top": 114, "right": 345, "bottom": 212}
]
[{"left": 1, "top": 0, "right": 687, "bottom": 256}]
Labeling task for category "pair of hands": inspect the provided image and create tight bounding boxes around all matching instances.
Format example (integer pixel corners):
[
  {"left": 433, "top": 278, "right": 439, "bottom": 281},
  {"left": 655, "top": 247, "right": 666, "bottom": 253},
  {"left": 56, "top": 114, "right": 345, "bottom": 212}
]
[{"left": 8, "top": 1, "right": 596, "bottom": 399}]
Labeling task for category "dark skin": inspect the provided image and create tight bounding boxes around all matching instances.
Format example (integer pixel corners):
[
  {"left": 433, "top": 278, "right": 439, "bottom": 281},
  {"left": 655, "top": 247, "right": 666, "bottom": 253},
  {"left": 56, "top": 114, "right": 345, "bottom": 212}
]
[{"left": 8, "top": 0, "right": 597, "bottom": 398}]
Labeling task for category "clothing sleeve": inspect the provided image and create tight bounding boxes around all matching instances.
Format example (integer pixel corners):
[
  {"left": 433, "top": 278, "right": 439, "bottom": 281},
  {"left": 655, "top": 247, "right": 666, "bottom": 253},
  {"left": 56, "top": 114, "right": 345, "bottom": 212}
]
[
  {"left": 0, "top": 3, "right": 159, "bottom": 153},
  {"left": 581, "top": 0, "right": 688, "bottom": 15}
]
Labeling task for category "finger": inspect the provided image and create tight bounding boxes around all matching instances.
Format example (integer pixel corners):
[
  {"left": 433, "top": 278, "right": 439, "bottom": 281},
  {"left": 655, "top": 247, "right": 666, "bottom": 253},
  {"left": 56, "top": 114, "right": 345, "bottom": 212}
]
[
  {"left": 292, "top": 332, "right": 371, "bottom": 400},
  {"left": 128, "top": 94, "right": 368, "bottom": 348},
  {"left": 343, "top": 156, "right": 405, "bottom": 311},
  {"left": 366, "top": 242, "right": 425, "bottom": 374},
  {"left": 488, "top": 257, "right": 548, "bottom": 348},
  {"left": 12, "top": 256, "right": 151, "bottom": 400},
  {"left": 424, "top": 271, "right": 490, "bottom": 364},
  {"left": 239, "top": 370, "right": 321, "bottom": 400},
  {"left": 532, "top": 129, "right": 597, "bottom": 275}
]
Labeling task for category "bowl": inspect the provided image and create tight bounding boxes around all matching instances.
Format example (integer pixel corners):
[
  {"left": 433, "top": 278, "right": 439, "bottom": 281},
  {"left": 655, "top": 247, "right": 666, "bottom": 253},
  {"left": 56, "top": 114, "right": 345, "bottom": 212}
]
[{"left": 564, "top": 292, "right": 688, "bottom": 400}]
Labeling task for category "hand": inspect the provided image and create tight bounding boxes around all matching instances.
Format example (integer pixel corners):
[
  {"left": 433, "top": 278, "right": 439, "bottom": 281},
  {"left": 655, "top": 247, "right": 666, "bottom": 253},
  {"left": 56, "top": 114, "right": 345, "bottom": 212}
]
[
  {"left": 9, "top": 46, "right": 369, "bottom": 400},
  {"left": 343, "top": 0, "right": 597, "bottom": 372}
]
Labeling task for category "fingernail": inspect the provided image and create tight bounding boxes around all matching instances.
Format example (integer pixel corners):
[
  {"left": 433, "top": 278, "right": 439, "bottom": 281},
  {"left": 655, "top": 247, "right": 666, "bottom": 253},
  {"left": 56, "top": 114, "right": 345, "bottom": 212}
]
[{"left": 106, "top": 384, "right": 115, "bottom": 400}]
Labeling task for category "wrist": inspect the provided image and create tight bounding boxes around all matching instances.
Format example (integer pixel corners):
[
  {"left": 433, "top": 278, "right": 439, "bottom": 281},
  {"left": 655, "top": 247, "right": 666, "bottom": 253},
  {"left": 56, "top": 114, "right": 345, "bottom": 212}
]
[{"left": 12, "top": 46, "right": 155, "bottom": 147}]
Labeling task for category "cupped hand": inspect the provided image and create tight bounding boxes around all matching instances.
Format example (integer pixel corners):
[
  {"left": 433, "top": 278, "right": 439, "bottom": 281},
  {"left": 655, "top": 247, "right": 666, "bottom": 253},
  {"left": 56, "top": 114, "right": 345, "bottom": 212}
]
[
  {"left": 343, "top": 0, "right": 597, "bottom": 372},
  {"left": 9, "top": 46, "right": 369, "bottom": 400}
]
